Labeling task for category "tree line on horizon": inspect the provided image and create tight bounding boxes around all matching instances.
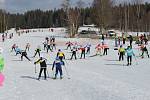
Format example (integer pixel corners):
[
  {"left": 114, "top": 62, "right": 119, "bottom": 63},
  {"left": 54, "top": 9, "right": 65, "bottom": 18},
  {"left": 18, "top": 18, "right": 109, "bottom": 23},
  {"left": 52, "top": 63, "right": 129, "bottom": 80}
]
[{"left": 0, "top": 0, "right": 150, "bottom": 37}]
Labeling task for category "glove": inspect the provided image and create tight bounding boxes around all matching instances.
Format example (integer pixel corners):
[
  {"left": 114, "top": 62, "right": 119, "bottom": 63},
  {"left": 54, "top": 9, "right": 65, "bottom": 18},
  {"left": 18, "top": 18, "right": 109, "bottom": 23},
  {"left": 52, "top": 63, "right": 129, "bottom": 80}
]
[
  {"left": 52, "top": 68, "right": 54, "bottom": 71},
  {"left": 34, "top": 62, "right": 36, "bottom": 65}
]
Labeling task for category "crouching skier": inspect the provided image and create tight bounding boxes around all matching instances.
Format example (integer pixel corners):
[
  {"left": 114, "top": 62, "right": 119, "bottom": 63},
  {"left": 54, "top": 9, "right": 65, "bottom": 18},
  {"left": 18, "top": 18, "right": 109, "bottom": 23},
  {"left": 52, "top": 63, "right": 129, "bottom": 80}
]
[
  {"left": 21, "top": 50, "right": 31, "bottom": 61},
  {"left": 34, "top": 57, "right": 47, "bottom": 80},
  {"left": 52, "top": 57, "right": 64, "bottom": 79}
]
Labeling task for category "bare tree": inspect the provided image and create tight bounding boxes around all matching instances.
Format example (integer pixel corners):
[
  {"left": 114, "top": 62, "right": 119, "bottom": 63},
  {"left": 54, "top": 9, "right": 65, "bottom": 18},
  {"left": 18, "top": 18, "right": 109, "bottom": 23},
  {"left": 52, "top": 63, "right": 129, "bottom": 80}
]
[
  {"left": 92, "top": 0, "right": 113, "bottom": 34},
  {"left": 62, "top": 0, "right": 83, "bottom": 37},
  {"left": 132, "top": 0, "right": 143, "bottom": 32}
]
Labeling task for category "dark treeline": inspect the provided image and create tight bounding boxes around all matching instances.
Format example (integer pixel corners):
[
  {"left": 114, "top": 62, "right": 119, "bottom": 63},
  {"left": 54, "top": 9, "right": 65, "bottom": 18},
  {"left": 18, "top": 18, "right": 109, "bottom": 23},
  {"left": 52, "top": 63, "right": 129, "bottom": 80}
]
[{"left": 0, "top": 1, "right": 150, "bottom": 34}]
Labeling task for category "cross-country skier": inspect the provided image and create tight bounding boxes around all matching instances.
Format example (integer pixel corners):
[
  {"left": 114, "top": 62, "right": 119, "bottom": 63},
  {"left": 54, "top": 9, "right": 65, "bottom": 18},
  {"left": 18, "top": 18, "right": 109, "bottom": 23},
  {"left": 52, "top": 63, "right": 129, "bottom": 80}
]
[
  {"left": 66, "top": 41, "right": 73, "bottom": 50},
  {"left": 126, "top": 46, "right": 135, "bottom": 66},
  {"left": 79, "top": 46, "right": 86, "bottom": 59},
  {"left": 118, "top": 45, "right": 125, "bottom": 61},
  {"left": 140, "top": 44, "right": 149, "bottom": 58},
  {"left": 11, "top": 44, "right": 16, "bottom": 52},
  {"left": 57, "top": 49, "right": 65, "bottom": 62},
  {"left": 43, "top": 41, "right": 47, "bottom": 50},
  {"left": 52, "top": 41, "right": 56, "bottom": 50},
  {"left": 2, "top": 34, "right": 5, "bottom": 42},
  {"left": 21, "top": 50, "right": 31, "bottom": 61},
  {"left": 86, "top": 43, "right": 91, "bottom": 54},
  {"left": 102, "top": 43, "right": 109, "bottom": 55},
  {"left": 70, "top": 47, "right": 77, "bottom": 60},
  {"left": 52, "top": 57, "right": 64, "bottom": 79},
  {"left": 95, "top": 44, "right": 102, "bottom": 55},
  {"left": 15, "top": 46, "right": 22, "bottom": 56},
  {"left": 34, "top": 57, "right": 47, "bottom": 80},
  {"left": 45, "top": 37, "right": 49, "bottom": 44},
  {"left": 47, "top": 43, "right": 53, "bottom": 53},
  {"left": 33, "top": 45, "right": 41, "bottom": 57},
  {"left": 128, "top": 35, "right": 133, "bottom": 46},
  {"left": 25, "top": 43, "right": 30, "bottom": 51},
  {"left": 122, "top": 33, "right": 126, "bottom": 44}
]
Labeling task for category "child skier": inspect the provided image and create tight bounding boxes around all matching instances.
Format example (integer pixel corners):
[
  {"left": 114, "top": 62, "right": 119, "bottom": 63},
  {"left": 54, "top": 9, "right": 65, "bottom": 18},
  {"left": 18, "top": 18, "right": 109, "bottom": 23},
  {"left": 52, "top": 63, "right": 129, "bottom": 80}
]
[
  {"left": 128, "top": 35, "right": 133, "bottom": 46},
  {"left": 15, "top": 46, "right": 22, "bottom": 56},
  {"left": 43, "top": 42, "right": 47, "bottom": 50},
  {"left": 33, "top": 45, "right": 41, "bottom": 57},
  {"left": 126, "top": 46, "right": 135, "bottom": 66},
  {"left": 21, "top": 50, "right": 31, "bottom": 61},
  {"left": 95, "top": 44, "right": 102, "bottom": 55},
  {"left": 86, "top": 43, "right": 91, "bottom": 54},
  {"left": 47, "top": 43, "right": 52, "bottom": 53},
  {"left": 34, "top": 57, "right": 47, "bottom": 80},
  {"left": 102, "top": 43, "right": 109, "bottom": 55},
  {"left": 66, "top": 41, "right": 73, "bottom": 50},
  {"left": 70, "top": 47, "right": 77, "bottom": 60},
  {"left": 52, "top": 57, "right": 64, "bottom": 79},
  {"left": 118, "top": 45, "right": 125, "bottom": 61},
  {"left": 11, "top": 44, "right": 16, "bottom": 52},
  {"left": 79, "top": 46, "right": 86, "bottom": 59},
  {"left": 140, "top": 44, "right": 149, "bottom": 58},
  {"left": 25, "top": 43, "right": 30, "bottom": 51}
]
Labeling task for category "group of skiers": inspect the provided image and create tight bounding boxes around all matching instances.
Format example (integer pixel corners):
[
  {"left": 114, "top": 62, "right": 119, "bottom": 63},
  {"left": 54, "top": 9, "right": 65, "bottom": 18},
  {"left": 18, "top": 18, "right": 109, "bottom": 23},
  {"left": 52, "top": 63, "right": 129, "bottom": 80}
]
[
  {"left": 1, "top": 33, "right": 14, "bottom": 42},
  {"left": 8, "top": 33, "right": 150, "bottom": 80},
  {"left": 43, "top": 36, "right": 56, "bottom": 53}
]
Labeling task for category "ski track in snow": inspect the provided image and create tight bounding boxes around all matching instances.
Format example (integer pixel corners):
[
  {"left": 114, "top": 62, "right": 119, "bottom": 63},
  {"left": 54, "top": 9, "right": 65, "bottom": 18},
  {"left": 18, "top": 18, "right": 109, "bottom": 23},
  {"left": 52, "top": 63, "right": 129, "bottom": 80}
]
[{"left": 0, "top": 31, "right": 150, "bottom": 100}]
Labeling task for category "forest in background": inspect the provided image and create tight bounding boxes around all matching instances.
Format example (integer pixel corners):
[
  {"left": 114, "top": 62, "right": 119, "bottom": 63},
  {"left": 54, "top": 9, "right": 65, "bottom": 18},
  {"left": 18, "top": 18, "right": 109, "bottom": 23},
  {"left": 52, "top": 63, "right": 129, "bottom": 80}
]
[{"left": 0, "top": 0, "right": 150, "bottom": 36}]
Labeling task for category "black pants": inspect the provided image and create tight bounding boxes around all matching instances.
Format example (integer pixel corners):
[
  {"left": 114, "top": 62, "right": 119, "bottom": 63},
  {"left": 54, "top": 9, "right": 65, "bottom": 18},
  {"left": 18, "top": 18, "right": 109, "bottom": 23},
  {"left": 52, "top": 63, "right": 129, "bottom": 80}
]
[
  {"left": 123, "top": 39, "right": 126, "bottom": 44},
  {"left": 38, "top": 68, "right": 47, "bottom": 79},
  {"left": 47, "top": 47, "right": 52, "bottom": 53},
  {"left": 119, "top": 52, "right": 124, "bottom": 61},
  {"left": 25, "top": 47, "right": 30, "bottom": 51},
  {"left": 44, "top": 44, "right": 47, "bottom": 50},
  {"left": 103, "top": 48, "right": 108, "bottom": 55},
  {"left": 34, "top": 51, "right": 40, "bottom": 57},
  {"left": 127, "top": 56, "right": 132, "bottom": 64},
  {"left": 21, "top": 55, "right": 30, "bottom": 61},
  {"left": 80, "top": 51, "right": 85, "bottom": 59},
  {"left": 71, "top": 52, "right": 77, "bottom": 60},
  {"left": 141, "top": 50, "right": 149, "bottom": 58},
  {"left": 130, "top": 41, "right": 132, "bottom": 46},
  {"left": 11, "top": 47, "right": 16, "bottom": 52},
  {"left": 86, "top": 48, "right": 90, "bottom": 54}
]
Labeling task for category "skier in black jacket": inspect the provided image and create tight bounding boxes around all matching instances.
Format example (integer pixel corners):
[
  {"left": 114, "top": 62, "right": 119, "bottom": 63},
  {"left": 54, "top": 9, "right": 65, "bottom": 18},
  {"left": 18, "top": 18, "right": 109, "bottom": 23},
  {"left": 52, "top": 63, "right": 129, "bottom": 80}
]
[
  {"left": 21, "top": 50, "right": 31, "bottom": 61},
  {"left": 70, "top": 47, "right": 77, "bottom": 60},
  {"left": 34, "top": 57, "right": 47, "bottom": 80}
]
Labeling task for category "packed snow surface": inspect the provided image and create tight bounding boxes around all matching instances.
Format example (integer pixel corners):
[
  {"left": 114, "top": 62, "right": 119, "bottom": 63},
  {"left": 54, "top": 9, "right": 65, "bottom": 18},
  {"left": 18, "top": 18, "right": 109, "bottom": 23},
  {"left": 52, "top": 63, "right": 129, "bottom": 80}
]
[{"left": 0, "top": 31, "right": 150, "bottom": 100}]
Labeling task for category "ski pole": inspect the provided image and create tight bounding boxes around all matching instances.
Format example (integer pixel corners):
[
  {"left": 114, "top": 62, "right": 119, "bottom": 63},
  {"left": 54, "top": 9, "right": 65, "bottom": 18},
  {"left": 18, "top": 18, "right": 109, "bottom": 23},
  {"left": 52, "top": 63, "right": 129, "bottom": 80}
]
[
  {"left": 134, "top": 56, "right": 138, "bottom": 65},
  {"left": 35, "top": 64, "right": 37, "bottom": 73},
  {"left": 64, "top": 59, "right": 69, "bottom": 65},
  {"left": 46, "top": 69, "right": 50, "bottom": 78},
  {"left": 64, "top": 65, "right": 70, "bottom": 79}
]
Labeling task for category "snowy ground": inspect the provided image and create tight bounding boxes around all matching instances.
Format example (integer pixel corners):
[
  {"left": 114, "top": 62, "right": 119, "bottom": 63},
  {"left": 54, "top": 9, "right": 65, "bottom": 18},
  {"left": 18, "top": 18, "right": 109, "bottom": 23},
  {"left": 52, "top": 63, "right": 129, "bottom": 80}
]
[{"left": 0, "top": 31, "right": 150, "bottom": 100}]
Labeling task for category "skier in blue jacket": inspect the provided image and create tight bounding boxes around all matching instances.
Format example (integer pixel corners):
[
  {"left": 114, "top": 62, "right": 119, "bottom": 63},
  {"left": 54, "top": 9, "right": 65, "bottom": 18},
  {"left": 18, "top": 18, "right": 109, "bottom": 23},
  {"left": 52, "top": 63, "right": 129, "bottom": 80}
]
[
  {"left": 52, "top": 57, "right": 64, "bottom": 79},
  {"left": 126, "top": 46, "right": 135, "bottom": 66}
]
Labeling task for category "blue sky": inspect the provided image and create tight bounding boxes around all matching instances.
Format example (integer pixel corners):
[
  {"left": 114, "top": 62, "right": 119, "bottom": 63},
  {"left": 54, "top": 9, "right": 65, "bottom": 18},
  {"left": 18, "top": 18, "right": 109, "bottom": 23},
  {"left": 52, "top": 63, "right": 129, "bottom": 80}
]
[{"left": 0, "top": 0, "right": 150, "bottom": 13}]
